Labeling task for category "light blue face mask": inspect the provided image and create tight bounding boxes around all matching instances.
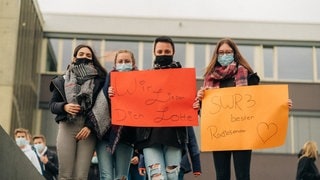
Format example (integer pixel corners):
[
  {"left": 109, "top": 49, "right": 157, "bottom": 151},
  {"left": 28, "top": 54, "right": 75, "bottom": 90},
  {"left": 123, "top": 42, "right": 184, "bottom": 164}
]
[
  {"left": 34, "top": 143, "right": 45, "bottom": 153},
  {"left": 116, "top": 63, "right": 133, "bottom": 72},
  {"left": 16, "top": 137, "right": 28, "bottom": 147},
  {"left": 217, "top": 54, "right": 234, "bottom": 66},
  {"left": 91, "top": 156, "right": 98, "bottom": 164}
]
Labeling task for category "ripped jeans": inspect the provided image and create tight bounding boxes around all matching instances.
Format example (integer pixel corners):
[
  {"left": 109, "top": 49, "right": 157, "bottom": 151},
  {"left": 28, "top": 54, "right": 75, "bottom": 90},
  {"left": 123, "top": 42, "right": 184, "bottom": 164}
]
[{"left": 143, "top": 144, "right": 181, "bottom": 180}]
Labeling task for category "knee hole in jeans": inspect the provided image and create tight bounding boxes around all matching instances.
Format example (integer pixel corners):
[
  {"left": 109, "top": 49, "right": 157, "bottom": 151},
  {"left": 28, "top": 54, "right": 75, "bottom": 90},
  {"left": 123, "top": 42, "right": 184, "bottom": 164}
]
[
  {"left": 148, "top": 163, "right": 164, "bottom": 180},
  {"left": 166, "top": 165, "right": 180, "bottom": 175}
]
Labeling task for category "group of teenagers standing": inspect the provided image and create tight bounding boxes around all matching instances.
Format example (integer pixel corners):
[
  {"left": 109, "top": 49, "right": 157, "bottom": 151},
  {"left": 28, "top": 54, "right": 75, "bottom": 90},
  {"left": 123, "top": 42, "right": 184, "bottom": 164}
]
[{"left": 49, "top": 36, "right": 292, "bottom": 180}]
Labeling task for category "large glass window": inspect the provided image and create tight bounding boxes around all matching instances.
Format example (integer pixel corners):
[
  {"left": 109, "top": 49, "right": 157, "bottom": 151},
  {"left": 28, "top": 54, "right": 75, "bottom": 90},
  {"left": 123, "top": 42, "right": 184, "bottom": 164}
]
[
  {"left": 263, "top": 47, "right": 274, "bottom": 79},
  {"left": 48, "top": 39, "right": 59, "bottom": 72},
  {"left": 143, "top": 42, "right": 153, "bottom": 69},
  {"left": 47, "top": 38, "right": 72, "bottom": 72},
  {"left": 278, "top": 47, "right": 313, "bottom": 81},
  {"left": 194, "top": 44, "right": 206, "bottom": 78},
  {"left": 61, "top": 40, "right": 73, "bottom": 71},
  {"left": 175, "top": 43, "right": 186, "bottom": 67},
  {"left": 316, "top": 47, "right": 320, "bottom": 80},
  {"left": 238, "top": 45, "right": 255, "bottom": 69},
  {"left": 45, "top": 38, "right": 318, "bottom": 82}
]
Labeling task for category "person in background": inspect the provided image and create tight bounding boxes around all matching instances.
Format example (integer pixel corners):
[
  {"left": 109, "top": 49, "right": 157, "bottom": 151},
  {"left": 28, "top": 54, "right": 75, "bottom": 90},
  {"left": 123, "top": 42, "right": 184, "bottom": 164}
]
[
  {"left": 135, "top": 36, "right": 187, "bottom": 180},
  {"left": 178, "top": 127, "right": 201, "bottom": 180},
  {"left": 14, "top": 128, "right": 43, "bottom": 175},
  {"left": 33, "top": 134, "right": 59, "bottom": 180},
  {"left": 88, "top": 151, "right": 100, "bottom": 180},
  {"left": 296, "top": 141, "right": 320, "bottom": 180},
  {"left": 193, "top": 38, "right": 293, "bottom": 180},
  {"left": 96, "top": 49, "right": 137, "bottom": 179},
  {"left": 128, "top": 150, "right": 146, "bottom": 180},
  {"left": 49, "top": 44, "right": 107, "bottom": 179}
]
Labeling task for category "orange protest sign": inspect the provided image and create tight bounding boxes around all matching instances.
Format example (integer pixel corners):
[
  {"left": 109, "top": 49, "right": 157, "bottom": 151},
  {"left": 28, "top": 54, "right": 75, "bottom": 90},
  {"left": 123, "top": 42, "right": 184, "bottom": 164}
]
[
  {"left": 200, "top": 85, "right": 289, "bottom": 152},
  {"left": 110, "top": 68, "right": 198, "bottom": 127}
]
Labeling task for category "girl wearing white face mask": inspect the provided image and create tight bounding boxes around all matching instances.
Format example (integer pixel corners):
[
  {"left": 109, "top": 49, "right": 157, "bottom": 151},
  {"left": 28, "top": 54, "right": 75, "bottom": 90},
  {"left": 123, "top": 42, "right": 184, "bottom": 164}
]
[{"left": 95, "top": 49, "right": 139, "bottom": 180}]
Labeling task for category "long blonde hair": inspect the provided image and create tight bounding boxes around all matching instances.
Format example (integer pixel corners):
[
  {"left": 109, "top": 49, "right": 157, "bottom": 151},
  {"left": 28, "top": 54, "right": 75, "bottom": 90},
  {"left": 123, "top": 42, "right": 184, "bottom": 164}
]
[
  {"left": 204, "top": 38, "right": 254, "bottom": 77},
  {"left": 300, "top": 141, "right": 319, "bottom": 159}
]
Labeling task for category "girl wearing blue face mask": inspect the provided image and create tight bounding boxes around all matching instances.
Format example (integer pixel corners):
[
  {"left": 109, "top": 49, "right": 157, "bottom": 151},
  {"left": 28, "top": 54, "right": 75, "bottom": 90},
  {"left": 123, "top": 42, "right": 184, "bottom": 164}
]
[
  {"left": 95, "top": 49, "right": 139, "bottom": 180},
  {"left": 193, "top": 38, "right": 258, "bottom": 180},
  {"left": 193, "top": 38, "right": 293, "bottom": 180}
]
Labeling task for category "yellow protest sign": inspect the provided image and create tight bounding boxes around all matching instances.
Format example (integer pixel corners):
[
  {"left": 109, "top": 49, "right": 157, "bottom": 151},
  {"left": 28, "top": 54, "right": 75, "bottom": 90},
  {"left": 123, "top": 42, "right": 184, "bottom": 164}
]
[{"left": 200, "top": 85, "right": 289, "bottom": 151}]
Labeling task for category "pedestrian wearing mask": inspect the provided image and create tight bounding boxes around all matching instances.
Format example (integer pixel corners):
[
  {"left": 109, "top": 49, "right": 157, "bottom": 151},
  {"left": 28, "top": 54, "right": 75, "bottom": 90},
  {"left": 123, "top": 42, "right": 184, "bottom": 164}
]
[
  {"left": 33, "top": 134, "right": 59, "bottom": 180},
  {"left": 49, "top": 44, "right": 107, "bottom": 179},
  {"left": 193, "top": 38, "right": 292, "bottom": 180},
  {"left": 135, "top": 36, "right": 187, "bottom": 180},
  {"left": 14, "top": 128, "right": 43, "bottom": 175},
  {"left": 96, "top": 49, "right": 138, "bottom": 180}
]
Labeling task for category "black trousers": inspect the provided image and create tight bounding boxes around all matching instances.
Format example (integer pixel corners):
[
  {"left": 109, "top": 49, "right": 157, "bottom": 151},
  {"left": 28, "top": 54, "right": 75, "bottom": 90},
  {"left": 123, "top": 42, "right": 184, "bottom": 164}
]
[{"left": 213, "top": 150, "right": 252, "bottom": 180}]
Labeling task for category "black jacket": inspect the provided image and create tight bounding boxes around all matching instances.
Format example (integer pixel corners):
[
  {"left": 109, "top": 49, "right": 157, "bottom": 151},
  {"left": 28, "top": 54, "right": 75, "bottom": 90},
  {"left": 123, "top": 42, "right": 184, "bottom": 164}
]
[
  {"left": 42, "top": 148, "right": 59, "bottom": 180},
  {"left": 49, "top": 75, "right": 105, "bottom": 130},
  {"left": 134, "top": 61, "right": 188, "bottom": 150},
  {"left": 180, "top": 127, "right": 201, "bottom": 174},
  {"left": 296, "top": 157, "right": 320, "bottom": 180}
]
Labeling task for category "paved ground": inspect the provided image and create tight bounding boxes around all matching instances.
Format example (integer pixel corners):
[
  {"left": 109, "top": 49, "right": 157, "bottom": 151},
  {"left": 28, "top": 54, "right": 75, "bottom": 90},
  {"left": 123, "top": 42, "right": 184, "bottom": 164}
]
[{"left": 183, "top": 152, "right": 316, "bottom": 180}]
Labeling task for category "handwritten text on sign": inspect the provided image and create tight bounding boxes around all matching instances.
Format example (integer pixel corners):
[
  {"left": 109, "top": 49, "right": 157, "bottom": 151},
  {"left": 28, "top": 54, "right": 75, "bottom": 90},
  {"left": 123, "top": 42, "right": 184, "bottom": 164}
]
[
  {"left": 110, "top": 68, "right": 198, "bottom": 127},
  {"left": 200, "top": 85, "right": 289, "bottom": 151}
]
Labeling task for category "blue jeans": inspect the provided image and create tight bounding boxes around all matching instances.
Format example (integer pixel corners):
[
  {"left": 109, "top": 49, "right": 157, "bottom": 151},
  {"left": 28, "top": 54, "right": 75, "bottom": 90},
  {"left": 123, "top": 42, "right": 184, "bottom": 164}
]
[
  {"left": 128, "top": 164, "right": 146, "bottom": 180},
  {"left": 143, "top": 144, "right": 182, "bottom": 180},
  {"left": 96, "top": 140, "right": 134, "bottom": 180}
]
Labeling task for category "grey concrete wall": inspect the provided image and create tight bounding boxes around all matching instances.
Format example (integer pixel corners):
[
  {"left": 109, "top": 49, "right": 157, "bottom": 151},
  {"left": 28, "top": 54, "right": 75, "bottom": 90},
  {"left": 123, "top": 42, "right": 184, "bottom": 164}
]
[{"left": 0, "top": 0, "right": 20, "bottom": 132}]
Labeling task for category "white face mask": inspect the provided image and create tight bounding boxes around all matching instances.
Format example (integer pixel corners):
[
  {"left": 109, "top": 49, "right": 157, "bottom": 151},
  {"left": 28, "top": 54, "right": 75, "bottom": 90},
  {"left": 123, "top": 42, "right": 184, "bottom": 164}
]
[
  {"left": 115, "top": 63, "right": 133, "bottom": 72},
  {"left": 16, "top": 137, "right": 28, "bottom": 147},
  {"left": 91, "top": 156, "right": 98, "bottom": 164},
  {"left": 34, "top": 143, "right": 45, "bottom": 153}
]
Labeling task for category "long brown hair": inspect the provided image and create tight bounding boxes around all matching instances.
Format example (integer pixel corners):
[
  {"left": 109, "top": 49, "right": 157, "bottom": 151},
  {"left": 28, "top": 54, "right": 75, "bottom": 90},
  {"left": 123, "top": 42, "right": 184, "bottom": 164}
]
[
  {"left": 204, "top": 38, "right": 254, "bottom": 77},
  {"left": 73, "top": 44, "right": 107, "bottom": 78}
]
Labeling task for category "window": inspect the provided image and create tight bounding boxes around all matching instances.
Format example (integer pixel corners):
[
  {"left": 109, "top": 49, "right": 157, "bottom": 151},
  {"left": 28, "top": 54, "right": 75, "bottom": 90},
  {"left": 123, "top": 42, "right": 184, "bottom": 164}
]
[
  {"left": 316, "top": 47, "right": 320, "bottom": 80},
  {"left": 174, "top": 43, "right": 186, "bottom": 67},
  {"left": 45, "top": 38, "right": 317, "bottom": 82},
  {"left": 142, "top": 42, "right": 153, "bottom": 70},
  {"left": 278, "top": 47, "right": 313, "bottom": 81},
  {"left": 194, "top": 44, "right": 206, "bottom": 78},
  {"left": 263, "top": 47, "right": 274, "bottom": 79},
  {"left": 238, "top": 45, "right": 255, "bottom": 69}
]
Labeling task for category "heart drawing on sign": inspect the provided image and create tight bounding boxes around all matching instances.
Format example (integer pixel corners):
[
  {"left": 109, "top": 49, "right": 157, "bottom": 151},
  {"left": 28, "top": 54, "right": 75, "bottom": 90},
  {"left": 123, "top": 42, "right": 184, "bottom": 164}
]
[{"left": 257, "top": 122, "right": 278, "bottom": 143}]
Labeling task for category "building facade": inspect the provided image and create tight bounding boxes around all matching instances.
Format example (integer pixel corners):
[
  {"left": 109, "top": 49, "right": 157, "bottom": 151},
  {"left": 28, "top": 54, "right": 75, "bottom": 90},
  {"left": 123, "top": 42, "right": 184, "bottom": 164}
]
[{"left": 1, "top": 0, "right": 320, "bottom": 155}]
